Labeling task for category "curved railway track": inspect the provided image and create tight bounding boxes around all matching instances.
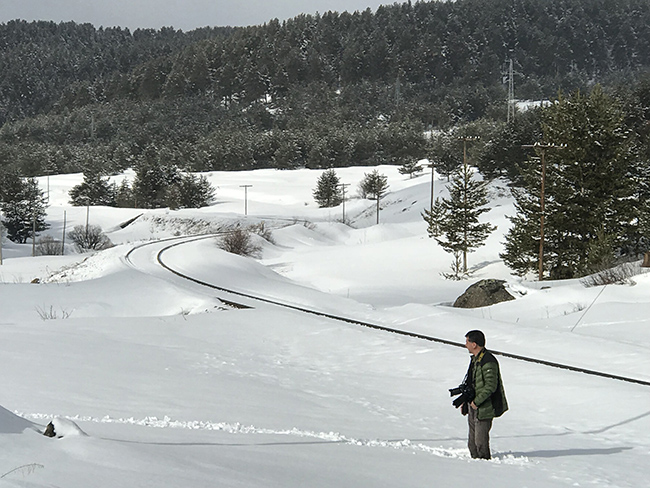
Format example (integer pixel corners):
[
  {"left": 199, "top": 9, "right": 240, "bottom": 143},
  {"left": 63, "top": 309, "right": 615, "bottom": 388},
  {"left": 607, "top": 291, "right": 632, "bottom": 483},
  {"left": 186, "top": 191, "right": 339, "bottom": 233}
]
[{"left": 129, "top": 235, "right": 650, "bottom": 388}]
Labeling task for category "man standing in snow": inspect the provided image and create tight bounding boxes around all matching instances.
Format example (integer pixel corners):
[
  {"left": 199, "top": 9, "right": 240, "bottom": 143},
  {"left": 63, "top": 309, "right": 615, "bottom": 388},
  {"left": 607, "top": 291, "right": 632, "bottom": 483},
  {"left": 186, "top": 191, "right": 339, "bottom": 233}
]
[{"left": 460, "top": 330, "right": 508, "bottom": 460}]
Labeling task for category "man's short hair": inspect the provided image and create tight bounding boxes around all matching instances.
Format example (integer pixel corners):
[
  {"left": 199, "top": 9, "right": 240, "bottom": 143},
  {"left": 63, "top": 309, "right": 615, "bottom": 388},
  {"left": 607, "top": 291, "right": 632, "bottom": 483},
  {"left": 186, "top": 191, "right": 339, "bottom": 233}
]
[{"left": 465, "top": 330, "right": 486, "bottom": 347}]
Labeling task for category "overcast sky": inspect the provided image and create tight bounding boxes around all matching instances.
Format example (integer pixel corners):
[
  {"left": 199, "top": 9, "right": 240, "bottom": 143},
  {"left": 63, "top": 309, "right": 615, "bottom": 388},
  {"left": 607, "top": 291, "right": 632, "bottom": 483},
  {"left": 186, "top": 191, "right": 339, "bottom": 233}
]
[{"left": 1, "top": 1, "right": 390, "bottom": 31}]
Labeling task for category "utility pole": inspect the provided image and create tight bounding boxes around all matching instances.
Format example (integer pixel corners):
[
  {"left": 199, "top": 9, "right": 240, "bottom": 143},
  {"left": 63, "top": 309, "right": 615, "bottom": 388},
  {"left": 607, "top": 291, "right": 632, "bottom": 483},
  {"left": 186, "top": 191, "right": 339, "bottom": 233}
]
[
  {"left": 339, "top": 183, "right": 350, "bottom": 224},
  {"left": 376, "top": 195, "right": 380, "bottom": 225},
  {"left": 32, "top": 212, "right": 36, "bottom": 257},
  {"left": 61, "top": 210, "right": 67, "bottom": 255},
  {"left": 422, "top": 161, "right": 436, "bottom": 213},
  {"left": 240, "top": 185, "right": 252, "bottom": 216},
  {"left": 507, "top": 59, "right": 515, "bottom": 124},
  {"left": 522, "top": 142, "right": 566, "bottom": 281},
  {"left": 458, "top": 136, "right": 480, "bottom": 273}
]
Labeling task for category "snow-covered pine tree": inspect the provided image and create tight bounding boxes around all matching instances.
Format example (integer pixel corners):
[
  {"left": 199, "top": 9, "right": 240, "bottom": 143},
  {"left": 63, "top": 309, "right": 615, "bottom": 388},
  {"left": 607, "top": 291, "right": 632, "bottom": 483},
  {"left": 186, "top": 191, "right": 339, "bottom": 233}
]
[
  {"left": 170, "top": 173, "right": 216, "bottom": 209},
  {"left": 69, "top": 173, "right": 117, "bottom": 207},
  {"left": 132, "top": 146, "right": 182, "bottom": 209},
  {"left": 313, "top": 169, "right": 343, "bottom": 208},
  {"left": 0, "top": 177, "right": 49, "bottom": 244}
]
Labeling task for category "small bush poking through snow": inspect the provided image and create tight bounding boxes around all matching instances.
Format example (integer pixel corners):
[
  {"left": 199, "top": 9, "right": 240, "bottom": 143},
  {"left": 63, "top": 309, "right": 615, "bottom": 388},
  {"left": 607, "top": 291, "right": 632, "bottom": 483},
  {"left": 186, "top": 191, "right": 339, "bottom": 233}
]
[
  {"left": 217, "top": 225, "right": 262, "bottom": 258},
  {"left": 35, "top": 305, "right": 73, "bottom": 320},
  {"left": 68, "top": 225, "right": 113, "bottom": 253},
  {"left": 36, "top": 235, "right": 63, "bottom": 256},
  {"left": 248, "top": 221, "right": 275, "bottom": 244}
]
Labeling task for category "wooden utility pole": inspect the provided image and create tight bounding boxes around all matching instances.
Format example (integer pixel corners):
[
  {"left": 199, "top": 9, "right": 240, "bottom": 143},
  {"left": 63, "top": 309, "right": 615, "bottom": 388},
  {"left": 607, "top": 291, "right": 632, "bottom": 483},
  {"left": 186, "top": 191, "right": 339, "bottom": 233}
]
[
  {"left": 422, "top": 161, "right": 436, "bottom": 213},
  {"left": 522, "top": 142, "right": 566, "bottom": 280},
  {"left": 240, "top": 185, "right": 252, "bottom": 216},
  {"left": 32, "top": 212, "right": 36, "bottom": 257},
  {"left": 507, "top": 59, "right": 515, "bottom": 124},
  {"left": 376, "top": 196, "right": 380, "bottom": 225},
  {"left": 61, "top": 210, "right": 67, "bottom": 255},
  {"left": 339, "top": 183, "right": 350, "bottom": 224}
]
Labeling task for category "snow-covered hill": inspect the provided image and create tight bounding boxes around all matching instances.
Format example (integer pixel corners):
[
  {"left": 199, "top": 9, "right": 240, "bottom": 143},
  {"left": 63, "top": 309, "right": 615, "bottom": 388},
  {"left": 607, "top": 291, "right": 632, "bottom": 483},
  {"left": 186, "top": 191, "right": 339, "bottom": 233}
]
[{"left": 0, "top": 166, "right": 648, "bottom": 487}]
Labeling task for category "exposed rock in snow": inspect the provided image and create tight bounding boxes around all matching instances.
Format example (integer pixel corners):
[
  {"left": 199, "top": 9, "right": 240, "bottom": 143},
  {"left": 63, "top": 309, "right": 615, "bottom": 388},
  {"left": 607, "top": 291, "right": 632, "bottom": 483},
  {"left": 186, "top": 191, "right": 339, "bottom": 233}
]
[{"left": 43, "top": 417, "right": 87, "bottom": 438}]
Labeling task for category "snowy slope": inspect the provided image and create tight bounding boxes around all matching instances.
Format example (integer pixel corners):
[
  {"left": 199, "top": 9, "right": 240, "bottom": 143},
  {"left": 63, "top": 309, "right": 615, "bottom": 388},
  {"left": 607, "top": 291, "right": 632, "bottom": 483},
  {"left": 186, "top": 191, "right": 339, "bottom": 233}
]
[{"left": 0, "top": 166, "right": 648, "bottom": 487}]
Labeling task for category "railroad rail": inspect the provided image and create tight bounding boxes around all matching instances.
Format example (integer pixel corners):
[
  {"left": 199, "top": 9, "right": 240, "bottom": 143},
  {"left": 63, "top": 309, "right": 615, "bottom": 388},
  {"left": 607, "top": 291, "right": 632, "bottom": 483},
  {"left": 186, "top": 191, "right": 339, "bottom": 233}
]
[{"left": 130, "top": 235, "right": 650, "bottom": 388}]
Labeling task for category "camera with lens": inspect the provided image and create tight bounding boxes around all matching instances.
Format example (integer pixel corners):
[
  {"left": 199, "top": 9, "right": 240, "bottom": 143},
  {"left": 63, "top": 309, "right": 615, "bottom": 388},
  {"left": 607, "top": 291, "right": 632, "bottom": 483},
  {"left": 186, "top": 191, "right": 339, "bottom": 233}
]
[{"left": 449, "top": 383, "right": 475, "bottom": 409}]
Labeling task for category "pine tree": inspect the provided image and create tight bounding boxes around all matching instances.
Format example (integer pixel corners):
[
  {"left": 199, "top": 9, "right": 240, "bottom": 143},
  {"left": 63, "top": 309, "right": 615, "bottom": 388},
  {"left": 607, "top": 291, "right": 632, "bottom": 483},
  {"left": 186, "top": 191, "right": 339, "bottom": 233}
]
[
  {"left": 167, "top": 173, "right": 216, "bottom": 209},
  {"left": 358, "top": 169, "right": 389, "bottom": 200},
  {"left": 115, "top": 179, "right": 135, "bottom": 208},
  {"left": 0, "top": 177, "right": 49, "bottom": 244},
  {"left": 313, "top": 169, "right": 343, "bottom": 208},
  {"left": 428, "top": 131, "right": 463, "bottom": 179},
  {"left": 502, "top": 86, "right": 639, "bottom": 279},
  {"left": 359, "top": 169, "right": 390, "bottom": 224},
  {"left": 426, "top": 163, "right": 495, "bottom": 278},
  {"left": 398, "top": 159, "right": 423, "bottom": 179},
  {"left": 422, "top": 198, "right": 447, "bottom": 239},
  {"left": 69, "top": 173, "right": 117, "bottom": 206},
  {"left": 132, "top": 147, "right": 182, "bottom": 208}
]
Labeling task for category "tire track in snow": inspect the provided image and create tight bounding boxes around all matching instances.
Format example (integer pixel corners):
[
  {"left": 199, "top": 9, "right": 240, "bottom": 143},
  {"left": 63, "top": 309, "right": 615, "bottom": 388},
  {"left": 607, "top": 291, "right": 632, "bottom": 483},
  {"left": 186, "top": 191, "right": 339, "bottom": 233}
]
[{"left": 18, "top": 412, "right": 528, "bottom": 464}]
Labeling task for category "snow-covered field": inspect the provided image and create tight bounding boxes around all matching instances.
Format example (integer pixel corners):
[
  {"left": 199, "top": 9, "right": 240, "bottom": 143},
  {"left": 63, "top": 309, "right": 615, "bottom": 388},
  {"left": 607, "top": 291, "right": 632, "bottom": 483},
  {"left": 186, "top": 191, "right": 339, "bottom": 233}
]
[{"left": 0, "top": 165, "right": 648, "bottom": 487}]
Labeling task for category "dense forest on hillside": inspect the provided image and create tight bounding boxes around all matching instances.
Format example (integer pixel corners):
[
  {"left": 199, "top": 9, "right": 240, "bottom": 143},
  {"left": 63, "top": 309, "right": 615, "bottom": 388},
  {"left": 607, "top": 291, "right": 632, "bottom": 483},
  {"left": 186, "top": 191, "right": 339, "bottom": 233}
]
[{"left": 2, "top": 0, "right": 650, "bottom": 177}]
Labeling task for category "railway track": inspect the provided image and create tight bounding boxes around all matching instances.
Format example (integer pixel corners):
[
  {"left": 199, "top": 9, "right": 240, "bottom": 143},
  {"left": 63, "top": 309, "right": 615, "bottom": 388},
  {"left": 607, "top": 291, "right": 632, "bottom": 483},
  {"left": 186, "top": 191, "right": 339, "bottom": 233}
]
[{"left": 130, "top": 235, "right": 650, "bottom": 388}]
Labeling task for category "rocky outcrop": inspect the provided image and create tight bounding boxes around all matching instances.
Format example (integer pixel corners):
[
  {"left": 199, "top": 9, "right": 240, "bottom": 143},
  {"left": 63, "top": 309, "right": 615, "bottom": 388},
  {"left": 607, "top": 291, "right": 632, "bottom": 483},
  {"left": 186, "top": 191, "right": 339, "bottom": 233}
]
[{"left": 453, "top": 279, "right": 515, "bottom": 308}]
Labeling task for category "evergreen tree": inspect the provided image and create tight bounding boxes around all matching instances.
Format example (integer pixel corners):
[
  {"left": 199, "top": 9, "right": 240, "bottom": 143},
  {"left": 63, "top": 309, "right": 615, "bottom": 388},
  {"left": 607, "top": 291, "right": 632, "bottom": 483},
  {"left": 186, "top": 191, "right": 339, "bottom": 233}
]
[
  {"left": 422, "top": 198, "right": 447, "bottom": 239},
  {"left": 115, "top": 179, "right": 135, "bottom": 208},
  {"left": 313, "top": 169, "right": 343, "bottom": 208},
  {"left": 428, "top": 131, "right": 462, "bottom": 179},
  {"left": 425, "top": 163, "right": 495, "bottom": 278},
  {"left": 358, "top": 169, "right": 389, "bottom": 200},
  {"left": 500, "top": 168, "right": 545, "bottom": 277},
  {"left": 0, "top": 177, "right": 49, "bottom": 243},
  {"left": 167, "top": 173, "right": 216, "bottom": 209},
  {"left": 398, "top": 159, "right": 423, "bottom": 179},
  {"left": 132, "top": 147, "right": 181, "bottom": 208},
  {"left": 69, "top": 173, "right": 117, "bottom": 206},
  {"left": 359, "top": 169, "right": 390, "bottom": 224},
  {"left": 502, "top": 86, "right": 639, "bottom": 279}
]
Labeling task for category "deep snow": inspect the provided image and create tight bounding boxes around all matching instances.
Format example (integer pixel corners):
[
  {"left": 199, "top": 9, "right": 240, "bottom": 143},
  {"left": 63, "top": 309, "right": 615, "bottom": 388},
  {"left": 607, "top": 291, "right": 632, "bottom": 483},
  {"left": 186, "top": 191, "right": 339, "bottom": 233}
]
[{"left": 0, "top": 165, "right": 648, "bottom": 487}]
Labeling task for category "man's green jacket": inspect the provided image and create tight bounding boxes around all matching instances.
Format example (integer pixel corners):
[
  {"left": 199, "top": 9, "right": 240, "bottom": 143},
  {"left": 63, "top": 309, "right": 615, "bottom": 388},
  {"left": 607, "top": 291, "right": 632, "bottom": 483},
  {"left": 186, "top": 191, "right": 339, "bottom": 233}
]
[{"left": 471, "top": 349, "right": 508, "bottom": 420}]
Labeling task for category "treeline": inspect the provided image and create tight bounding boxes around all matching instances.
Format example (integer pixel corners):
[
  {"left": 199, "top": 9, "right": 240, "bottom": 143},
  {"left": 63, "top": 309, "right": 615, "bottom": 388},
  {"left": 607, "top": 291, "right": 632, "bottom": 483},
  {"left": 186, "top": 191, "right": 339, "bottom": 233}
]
[
  {"left": 0, "top": 20, "right": 233, "bottom": 123},
  {"left": 3, "top": 0, "right": 650, "bottom": 177}
]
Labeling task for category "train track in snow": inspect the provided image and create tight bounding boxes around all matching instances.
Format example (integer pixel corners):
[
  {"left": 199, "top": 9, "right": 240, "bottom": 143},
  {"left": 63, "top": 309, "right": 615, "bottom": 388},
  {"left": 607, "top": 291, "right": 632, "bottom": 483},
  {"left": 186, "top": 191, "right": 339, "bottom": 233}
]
[{"left": 128, "top": 235, "right": 650, "bottom": 388}]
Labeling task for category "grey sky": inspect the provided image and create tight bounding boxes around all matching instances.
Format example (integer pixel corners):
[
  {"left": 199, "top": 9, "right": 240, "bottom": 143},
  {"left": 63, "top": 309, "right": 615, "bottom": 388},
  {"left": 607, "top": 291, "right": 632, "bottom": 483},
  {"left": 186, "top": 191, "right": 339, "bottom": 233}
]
[{"left": 1, "top": 1, "right": 389, "bottom": 31}]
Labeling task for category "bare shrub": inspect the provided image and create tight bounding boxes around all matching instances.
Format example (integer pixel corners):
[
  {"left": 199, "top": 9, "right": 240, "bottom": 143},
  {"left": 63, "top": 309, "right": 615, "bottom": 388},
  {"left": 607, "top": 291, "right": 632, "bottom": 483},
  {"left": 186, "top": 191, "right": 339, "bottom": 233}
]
[
  {"left": 218, "top": 225, "right": 262, "bottom": 257},
  {"left": 249, "top": 221, "right": 275, "bottom": 244},
  {"left": 581, "top": 262, "right": 649, "bottom": 287},
  {"left": 68, "top": 225, "right": 113, "bottom": 252},
  {"left": 35, "top": 305, "right": 73, "bottom": 320},
  {"left": 37, "top": 235, "right": 63, "bottom": 256}
]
